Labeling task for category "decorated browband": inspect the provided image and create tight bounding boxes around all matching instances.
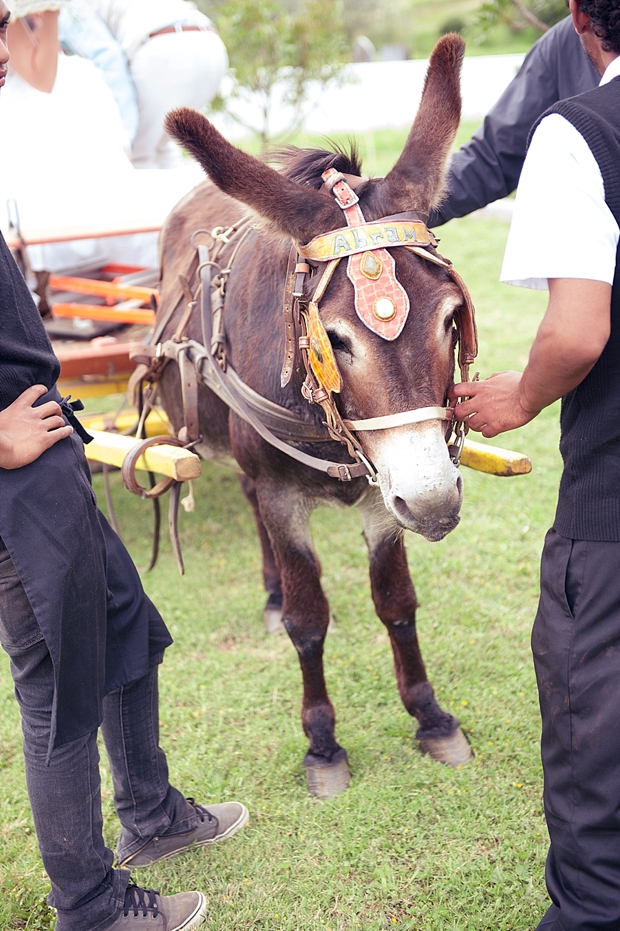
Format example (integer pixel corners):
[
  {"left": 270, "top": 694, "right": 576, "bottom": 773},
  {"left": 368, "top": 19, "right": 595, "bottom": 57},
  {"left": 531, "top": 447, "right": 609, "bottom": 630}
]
[{"left": 295, "top": 168, "right": 439, "bottom": 395}]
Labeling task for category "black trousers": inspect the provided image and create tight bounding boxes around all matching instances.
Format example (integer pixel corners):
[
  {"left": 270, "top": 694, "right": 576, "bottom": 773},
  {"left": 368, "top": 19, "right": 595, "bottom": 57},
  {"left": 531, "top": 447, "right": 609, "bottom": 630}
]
[{"left": 533, "top": 529, "right": 620, "bottom": 931}]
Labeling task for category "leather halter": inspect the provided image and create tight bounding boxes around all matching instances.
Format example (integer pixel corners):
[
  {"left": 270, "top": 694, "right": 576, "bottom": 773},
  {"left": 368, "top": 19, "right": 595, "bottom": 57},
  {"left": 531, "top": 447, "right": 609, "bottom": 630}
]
[{"left": 289, "top": 169, "right": 478, "bottom": 440}]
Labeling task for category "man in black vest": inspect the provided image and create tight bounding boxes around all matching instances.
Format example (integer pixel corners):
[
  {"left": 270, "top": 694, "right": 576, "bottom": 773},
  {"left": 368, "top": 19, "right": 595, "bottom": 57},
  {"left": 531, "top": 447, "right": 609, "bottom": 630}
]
[
  {"left": 450, "top": 1, "right": 620, "bottom": 928},
  {"left": 0, "top": 5, "right": 248, "bottom": 930}
]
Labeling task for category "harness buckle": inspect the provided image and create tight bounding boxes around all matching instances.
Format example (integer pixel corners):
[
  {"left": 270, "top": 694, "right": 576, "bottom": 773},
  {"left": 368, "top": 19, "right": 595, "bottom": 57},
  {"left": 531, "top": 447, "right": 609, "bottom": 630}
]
[{"left": 448, "top": 419, "right": 467, "bottom": 467}]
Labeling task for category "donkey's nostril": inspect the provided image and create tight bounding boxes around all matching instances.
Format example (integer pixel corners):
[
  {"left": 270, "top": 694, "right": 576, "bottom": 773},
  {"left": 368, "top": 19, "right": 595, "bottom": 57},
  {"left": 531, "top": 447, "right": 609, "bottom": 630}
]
[{"left": 393, "top": 496, "right": 414, "bottom": 524}]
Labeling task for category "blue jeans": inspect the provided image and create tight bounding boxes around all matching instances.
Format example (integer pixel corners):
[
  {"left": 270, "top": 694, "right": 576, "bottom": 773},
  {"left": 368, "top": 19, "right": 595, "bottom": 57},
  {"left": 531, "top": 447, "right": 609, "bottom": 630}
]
[{"left": 0, "top": 549, "right": 199, "bottom": 931}]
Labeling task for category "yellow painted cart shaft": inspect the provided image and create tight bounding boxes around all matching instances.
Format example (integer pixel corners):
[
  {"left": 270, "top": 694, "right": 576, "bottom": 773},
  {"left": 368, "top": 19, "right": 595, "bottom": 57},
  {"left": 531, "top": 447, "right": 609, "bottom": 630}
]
[
  {"left": 84, "top": 429, "right": 201, "bottom": 482},
  {"left": 460, "top": 438, "right": 532, "bottom": 476}
]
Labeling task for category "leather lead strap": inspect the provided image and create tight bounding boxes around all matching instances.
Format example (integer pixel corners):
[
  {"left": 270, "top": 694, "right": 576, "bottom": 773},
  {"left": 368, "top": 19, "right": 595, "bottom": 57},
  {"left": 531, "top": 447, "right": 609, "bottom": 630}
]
[
  {"left": 168, "top": 482, "right": 185, "bottom": 576},
  {"left": 179, "top": 351, "right": 200, "bottom": 443}
]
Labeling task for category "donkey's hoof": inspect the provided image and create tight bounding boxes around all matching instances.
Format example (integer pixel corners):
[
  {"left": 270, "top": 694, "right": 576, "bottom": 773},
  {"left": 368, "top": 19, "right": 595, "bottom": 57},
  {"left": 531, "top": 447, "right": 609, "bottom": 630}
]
[
  {"left": 304, "top": 748, "right": 350, "bottom": 798},
  {"left": 418, "top": 727, "right": 473, "bottom": 767}
]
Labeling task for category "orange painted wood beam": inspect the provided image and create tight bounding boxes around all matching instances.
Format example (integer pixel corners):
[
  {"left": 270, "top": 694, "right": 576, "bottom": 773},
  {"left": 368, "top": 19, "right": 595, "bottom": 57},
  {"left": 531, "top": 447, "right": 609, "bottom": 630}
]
[
  {"left": 49, "top": 275, "right": 158, "bottom": 304},
  {"left": 101, "top": 263, "right": 149, "bottom": 276},
  {"left": 51, "top": 302, "right": 156, "bottom": 326}
]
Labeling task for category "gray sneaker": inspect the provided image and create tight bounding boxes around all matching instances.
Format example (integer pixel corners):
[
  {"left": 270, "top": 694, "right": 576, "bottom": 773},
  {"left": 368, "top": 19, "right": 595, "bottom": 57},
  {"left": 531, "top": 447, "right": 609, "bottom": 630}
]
[
  {"left": 118, "top": 799, "right": 249, "bottom": 867},
  {"left": 104, "top": 883, "right": 206, "bottom": 930}
]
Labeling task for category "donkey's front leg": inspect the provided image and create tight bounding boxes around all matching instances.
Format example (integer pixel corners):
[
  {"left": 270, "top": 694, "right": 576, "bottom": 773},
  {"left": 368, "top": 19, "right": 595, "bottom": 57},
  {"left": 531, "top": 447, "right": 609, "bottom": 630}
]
[
  {"left": 256, "top": 481, "right": 350, "bottom": 797},
  {"left": 359, "top": 497, "right": 473, "bottom": 768}
]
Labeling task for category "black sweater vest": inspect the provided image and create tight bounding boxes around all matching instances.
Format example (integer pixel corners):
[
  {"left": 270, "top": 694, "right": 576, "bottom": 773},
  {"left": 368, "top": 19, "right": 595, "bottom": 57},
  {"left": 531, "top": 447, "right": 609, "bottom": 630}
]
[
  {"left": 0, "top": 233, "right": 60, "bottom": 411},
  {"left": 535, "top": 77, "right": 620, "bottom": 540}
]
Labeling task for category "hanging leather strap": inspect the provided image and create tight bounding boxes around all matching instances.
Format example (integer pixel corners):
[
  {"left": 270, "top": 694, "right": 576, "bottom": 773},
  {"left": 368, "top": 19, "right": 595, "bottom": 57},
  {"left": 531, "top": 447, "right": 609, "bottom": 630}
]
[
  {"left": 179, "top": 350, "right": 201, "bottom": 443},
  {"left": 121, "top": 435, "right": 184, "bottom": 499},
  {"left": 191, "top": 258, "right": 370, "bottom": 480},
  {"left": 280, "top": 246, "right": 303, "bottom": 387}
]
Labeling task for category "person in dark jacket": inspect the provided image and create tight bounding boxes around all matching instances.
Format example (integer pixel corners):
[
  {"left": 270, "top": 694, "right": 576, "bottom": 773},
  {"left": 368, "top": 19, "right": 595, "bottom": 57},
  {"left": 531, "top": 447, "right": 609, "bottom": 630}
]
[
  {"left": 450, "top": 1, "right": 620, "bottom": 927},
  {"left": 0, "top": 7, "right": 248, "bottom": 929},
  {"left": 429, "top": 13, "right": 600, "bottom": 227}
]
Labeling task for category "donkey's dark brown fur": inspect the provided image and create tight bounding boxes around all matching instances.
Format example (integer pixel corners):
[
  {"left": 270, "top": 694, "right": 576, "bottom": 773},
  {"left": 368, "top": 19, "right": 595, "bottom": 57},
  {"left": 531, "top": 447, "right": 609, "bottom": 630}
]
[{"left": 157, "top": 35, "right": 472, "bottom": 795}]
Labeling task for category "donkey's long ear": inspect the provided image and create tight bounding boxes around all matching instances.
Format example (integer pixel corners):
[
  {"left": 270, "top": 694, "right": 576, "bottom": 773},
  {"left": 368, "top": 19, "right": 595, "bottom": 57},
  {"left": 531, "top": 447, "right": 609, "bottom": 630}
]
[
  {"left": 383, "top": 34, "right": 464, "bottom": 212},
  {"left": 165, "top": 108, "right": 342, "bottom": 243}
]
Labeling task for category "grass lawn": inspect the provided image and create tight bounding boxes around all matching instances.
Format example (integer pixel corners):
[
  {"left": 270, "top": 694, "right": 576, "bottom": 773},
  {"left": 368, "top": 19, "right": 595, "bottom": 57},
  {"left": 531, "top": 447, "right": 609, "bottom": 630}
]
[{"left": 0, "top": 144, "right": 559, "bottom": 928}]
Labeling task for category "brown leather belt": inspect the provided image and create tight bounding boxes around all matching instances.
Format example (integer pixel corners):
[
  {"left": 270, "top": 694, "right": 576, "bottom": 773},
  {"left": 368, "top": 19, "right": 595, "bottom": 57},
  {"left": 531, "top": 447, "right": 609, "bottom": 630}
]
[{"left": 149, "top": 23, "right": 215, "bottom": 38}]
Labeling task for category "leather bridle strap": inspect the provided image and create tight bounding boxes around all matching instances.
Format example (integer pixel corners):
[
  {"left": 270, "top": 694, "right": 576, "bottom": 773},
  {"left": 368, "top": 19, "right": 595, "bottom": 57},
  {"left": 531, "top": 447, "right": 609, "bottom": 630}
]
[
  {"left": 190, "top": 259, "right": 370, "bottom": 481},
  {"left": 344, "top": 405, "right": 453, "bottom": 432},
  {"left": 280, "top": 246, "right": 300, "bottom": 388},
  {"left": 405, "top": 245, "right": 478, "bottom": 383}
]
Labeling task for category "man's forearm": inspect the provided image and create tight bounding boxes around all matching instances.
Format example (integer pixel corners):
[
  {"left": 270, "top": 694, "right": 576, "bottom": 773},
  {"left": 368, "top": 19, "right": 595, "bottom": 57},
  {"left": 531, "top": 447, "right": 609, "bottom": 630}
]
[
  {"left": 523, "top": 278, "right": 612, "bottom": 411},
  {"left": 449, "top": 279, "right": 612, "bottom": 438},
  {"left": 8, "top": 11, "right": 59, "bottom": 92},
  {"left": 520, "top": 327, "right": 605, "bottom": 415}
]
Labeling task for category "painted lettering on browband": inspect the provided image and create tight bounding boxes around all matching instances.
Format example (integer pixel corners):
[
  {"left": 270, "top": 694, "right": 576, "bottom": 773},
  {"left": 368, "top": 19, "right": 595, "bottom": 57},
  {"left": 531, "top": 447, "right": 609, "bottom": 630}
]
[
  {"left": 333, "top": 226, "right": 418, "bottom": 253},
  {"left": 333, "top": 234, "right": 349, "bottom": 255},
  {"left": 299, "top": 220, "right": 432, "bottom": 263}
]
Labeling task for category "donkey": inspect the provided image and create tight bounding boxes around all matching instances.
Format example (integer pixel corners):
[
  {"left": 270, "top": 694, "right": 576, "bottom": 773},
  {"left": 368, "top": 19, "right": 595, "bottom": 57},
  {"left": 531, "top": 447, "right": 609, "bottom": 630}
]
[{"left": 154, "top": 34, "right": 474, "bottom": 796}]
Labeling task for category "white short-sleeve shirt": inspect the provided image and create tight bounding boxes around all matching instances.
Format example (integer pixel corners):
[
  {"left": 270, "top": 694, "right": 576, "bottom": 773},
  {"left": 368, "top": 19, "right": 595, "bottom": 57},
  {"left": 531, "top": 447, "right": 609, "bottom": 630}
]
[{"left": 500, "top": 55, "right": 620, "bottom": 291}]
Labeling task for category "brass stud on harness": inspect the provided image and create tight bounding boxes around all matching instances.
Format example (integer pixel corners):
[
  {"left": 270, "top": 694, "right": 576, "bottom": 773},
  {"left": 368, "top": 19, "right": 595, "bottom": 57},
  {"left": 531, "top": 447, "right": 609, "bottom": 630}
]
[
  {"left": 373, "top": 297, "right": 396, "bottom": 321},
  {"left": 360, "top": 251, "right": 382, "bottom": 280}
]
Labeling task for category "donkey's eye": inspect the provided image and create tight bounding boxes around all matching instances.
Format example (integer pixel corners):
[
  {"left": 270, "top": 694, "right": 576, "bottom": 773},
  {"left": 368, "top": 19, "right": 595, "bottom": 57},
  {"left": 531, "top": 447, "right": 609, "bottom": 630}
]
[
  {"left": 445, "top": 307, "right": 461, "bottom": 345},
  {"left": 326, "top": 330, "right": 352, "bottom": 356}
]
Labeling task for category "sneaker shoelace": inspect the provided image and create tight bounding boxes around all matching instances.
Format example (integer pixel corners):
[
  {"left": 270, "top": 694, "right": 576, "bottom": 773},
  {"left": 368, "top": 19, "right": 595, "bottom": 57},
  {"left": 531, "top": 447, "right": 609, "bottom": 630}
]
[
  {"left": 123, "top": 882, "right": 160, "bottom": 918},
  {"left": 187, "top": 797, "right": 214, "bottom": 824}
]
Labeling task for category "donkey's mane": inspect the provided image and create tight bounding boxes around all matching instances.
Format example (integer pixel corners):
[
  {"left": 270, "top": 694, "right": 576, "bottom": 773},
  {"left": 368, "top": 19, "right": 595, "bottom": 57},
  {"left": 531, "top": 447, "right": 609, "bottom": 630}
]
[{"left": 272, "top": 142, "right": 363, "bottom": 190}]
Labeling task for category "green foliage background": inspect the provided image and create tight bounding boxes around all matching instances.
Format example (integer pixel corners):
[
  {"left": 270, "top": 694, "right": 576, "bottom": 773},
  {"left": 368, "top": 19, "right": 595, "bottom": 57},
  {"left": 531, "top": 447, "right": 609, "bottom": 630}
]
[
  {"left": 196, "top": 0, "right": 570, "bottom": 59},
  {"left": 208, "top": 0, "right": 350, "bottom": 145}
]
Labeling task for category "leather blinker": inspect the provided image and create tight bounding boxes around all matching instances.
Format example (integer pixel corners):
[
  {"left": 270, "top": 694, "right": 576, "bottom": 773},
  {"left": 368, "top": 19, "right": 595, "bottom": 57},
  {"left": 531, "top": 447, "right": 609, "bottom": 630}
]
[{"left": 304, "top": 301, "right": 342, "bottom": 394}]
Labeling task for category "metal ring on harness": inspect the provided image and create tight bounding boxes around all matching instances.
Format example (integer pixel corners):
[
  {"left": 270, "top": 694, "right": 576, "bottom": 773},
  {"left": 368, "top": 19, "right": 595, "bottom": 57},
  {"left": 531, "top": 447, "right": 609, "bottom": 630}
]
[
  {"left": 121, "top": 435, "right": 186, "bottom": 499},
  {"left": 190, "top": 228, "right": 215, "bottom": 249}
]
